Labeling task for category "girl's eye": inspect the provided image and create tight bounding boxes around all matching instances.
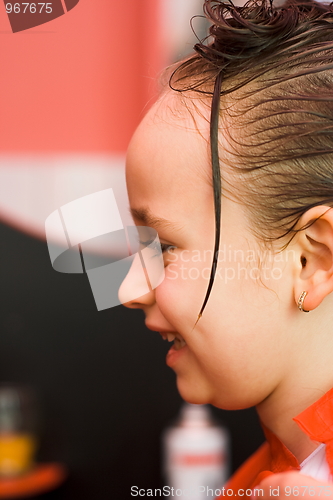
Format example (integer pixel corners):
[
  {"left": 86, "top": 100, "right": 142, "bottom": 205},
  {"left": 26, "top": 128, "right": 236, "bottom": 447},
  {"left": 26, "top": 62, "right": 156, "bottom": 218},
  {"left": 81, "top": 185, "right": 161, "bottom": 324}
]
[
  {"left": 160, "top": 243, "right": 175, "bottom": 254},
  {"left": 138, "top": 240, "right": 176, "bottom": 256}
]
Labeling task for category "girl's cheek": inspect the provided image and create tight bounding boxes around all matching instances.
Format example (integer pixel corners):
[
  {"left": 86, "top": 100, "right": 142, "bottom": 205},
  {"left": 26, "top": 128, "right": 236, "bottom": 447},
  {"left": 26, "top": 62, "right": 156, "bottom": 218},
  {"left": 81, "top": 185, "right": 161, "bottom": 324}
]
[
  {"left": 156, "top": 264, "right": 192, "bottom": 321},
  {"left": 164, "top": 262, "right": 179, "bottom": 283},
  {"left": 157, "top": 260, "right": 208, "bottom": 323},
  {"left": 156, "top": 264, "right": 183, "bottom": 309}
]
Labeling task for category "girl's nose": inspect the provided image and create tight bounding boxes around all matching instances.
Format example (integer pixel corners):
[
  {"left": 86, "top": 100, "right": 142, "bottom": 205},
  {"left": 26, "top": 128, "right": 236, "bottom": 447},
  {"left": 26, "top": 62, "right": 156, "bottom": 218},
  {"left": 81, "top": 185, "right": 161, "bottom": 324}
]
[{"left": 118, "top": 252, "right": 155, "bottom": 309}]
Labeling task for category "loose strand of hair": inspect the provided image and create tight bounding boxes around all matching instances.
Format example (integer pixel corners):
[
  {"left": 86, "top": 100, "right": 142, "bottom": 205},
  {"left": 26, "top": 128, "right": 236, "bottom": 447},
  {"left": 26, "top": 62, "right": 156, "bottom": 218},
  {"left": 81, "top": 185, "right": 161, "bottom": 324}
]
[{"left": 193, "top": 70, "right": 224, "bottom": 327}]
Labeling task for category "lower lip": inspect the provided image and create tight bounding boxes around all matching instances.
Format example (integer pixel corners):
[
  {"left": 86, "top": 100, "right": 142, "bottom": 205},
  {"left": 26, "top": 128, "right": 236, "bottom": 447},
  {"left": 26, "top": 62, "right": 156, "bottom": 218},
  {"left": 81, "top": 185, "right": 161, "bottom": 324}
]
[{"left": 166, "top": 344, "right": 188, "bottom": 368}]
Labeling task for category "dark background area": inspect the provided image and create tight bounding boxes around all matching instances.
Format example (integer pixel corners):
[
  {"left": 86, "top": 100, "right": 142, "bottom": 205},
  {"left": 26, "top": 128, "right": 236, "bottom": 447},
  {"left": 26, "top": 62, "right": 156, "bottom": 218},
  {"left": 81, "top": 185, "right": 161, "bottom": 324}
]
[{"left": 0, "top": 221, "right": 265, "bottom": 499}]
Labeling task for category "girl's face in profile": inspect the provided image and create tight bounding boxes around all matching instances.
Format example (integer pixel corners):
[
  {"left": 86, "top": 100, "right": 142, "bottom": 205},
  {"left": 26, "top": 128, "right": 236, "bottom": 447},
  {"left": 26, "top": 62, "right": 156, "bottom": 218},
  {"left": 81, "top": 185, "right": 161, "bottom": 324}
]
[{"left": 122, "top": 91, "right": 297, "bottom": 411}]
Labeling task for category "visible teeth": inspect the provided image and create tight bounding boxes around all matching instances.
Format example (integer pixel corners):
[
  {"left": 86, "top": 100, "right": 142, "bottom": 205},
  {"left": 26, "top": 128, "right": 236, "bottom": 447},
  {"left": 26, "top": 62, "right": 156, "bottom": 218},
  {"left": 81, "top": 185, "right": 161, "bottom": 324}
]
[
  {"left": 162, "top": 333, "right": 187, "bottom": 350},
  {"left": 174, "top": 337, "right": 187, "bottom": 351}
]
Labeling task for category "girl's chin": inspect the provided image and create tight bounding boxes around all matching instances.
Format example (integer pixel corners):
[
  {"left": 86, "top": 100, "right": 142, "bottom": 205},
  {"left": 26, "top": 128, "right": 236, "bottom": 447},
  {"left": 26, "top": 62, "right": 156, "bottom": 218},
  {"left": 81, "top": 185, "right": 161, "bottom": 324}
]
[
  {"left": 176, "top": 377, "right": 257, "bottom": 410},
  {"left": 176, "top": 377, "right": 212, "bottom": 406}
]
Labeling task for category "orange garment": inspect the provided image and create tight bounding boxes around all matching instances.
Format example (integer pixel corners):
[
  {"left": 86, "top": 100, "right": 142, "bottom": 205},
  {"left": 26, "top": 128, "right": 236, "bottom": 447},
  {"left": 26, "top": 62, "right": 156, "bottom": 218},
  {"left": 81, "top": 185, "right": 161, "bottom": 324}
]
[{"left": 219, "top": 388, "right": 333, "bottom": 497}]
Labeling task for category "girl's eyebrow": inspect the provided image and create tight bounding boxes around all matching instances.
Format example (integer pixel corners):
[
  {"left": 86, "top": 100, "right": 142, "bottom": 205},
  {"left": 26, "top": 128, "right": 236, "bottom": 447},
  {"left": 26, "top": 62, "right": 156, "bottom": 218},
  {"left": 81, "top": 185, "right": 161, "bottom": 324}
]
[{"left": 129, "top": 207, "right": 184, "bottom": 232}]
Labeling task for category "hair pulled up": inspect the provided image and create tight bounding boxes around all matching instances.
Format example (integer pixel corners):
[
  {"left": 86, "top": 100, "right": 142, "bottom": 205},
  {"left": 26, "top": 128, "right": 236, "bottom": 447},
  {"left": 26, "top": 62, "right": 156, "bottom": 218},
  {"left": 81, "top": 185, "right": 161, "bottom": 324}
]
[
  {"left": 169, "top": 0, "right": 333, "bottom": 319},
  {"left": 173, "top": 0, "right": 333, "bottom": 92},
  {"left": 170, "top": 0, "right": 333, "bottom": 240}
]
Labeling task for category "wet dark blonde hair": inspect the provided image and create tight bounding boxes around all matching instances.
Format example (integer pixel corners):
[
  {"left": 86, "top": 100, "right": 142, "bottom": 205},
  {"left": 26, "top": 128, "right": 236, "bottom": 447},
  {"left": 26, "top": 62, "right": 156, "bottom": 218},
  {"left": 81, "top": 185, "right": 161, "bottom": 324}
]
[{"left": 170, "top": 0, "right": 333, "bottom": 319}]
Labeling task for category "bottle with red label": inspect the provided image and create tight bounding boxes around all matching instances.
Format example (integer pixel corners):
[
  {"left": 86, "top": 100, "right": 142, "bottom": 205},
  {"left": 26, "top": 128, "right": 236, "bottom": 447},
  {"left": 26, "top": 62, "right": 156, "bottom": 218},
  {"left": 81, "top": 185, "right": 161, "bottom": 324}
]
[{"left": 162, "top": 403, "right": 230, "bottom": 500}]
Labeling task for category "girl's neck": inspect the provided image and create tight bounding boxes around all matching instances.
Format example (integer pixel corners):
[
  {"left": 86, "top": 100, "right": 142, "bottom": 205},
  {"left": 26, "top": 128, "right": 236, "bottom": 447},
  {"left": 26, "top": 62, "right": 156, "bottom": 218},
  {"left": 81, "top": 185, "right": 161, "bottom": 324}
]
[{"left": 255, "top": 383, "right": 329, "bottom": 464}]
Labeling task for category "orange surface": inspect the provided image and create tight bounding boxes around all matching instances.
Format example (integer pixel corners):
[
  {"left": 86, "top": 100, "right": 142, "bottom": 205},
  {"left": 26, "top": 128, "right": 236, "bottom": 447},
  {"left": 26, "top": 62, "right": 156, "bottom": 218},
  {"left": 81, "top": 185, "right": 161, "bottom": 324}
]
[
  {"left": 0, "top": 434, "right": 36, "bottom": 477},
  {"left": 0, "top": 463, "right": 66, "bottom": 498},
  {"left": 0, "top": 0, "right": 164, "bottom": 152}
]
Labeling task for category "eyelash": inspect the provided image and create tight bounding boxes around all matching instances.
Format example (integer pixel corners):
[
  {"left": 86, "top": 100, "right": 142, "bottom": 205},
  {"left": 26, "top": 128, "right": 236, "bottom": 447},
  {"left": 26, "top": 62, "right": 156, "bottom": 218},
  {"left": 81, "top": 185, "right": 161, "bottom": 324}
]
[
  {"left": 139, "top": 240, "right": 175, "bottom": 256},
  {"left": 160, "top": 243, "right": 175, "bottom": 254}
]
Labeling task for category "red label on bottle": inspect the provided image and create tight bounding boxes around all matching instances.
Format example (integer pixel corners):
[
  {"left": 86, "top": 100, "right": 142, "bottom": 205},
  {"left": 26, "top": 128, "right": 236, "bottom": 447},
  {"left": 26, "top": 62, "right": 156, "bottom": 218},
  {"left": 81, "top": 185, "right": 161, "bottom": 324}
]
[{"left": 174, "top": 452, "right": 224, "bottom": 466}]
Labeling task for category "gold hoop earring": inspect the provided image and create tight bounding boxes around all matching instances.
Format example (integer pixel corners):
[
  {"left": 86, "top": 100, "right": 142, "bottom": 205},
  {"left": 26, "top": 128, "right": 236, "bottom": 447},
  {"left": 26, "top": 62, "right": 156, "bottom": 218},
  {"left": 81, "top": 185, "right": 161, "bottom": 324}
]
[{"left": 297, "top": 291, "right": 309, "bottom": 313}]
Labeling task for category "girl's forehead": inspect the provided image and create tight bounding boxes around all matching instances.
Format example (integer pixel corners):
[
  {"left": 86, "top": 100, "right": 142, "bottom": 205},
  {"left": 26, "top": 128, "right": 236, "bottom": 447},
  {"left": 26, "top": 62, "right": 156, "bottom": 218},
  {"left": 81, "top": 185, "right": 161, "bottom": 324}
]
[
  {"left": 125, "top": 92, "right": 214, "bottom": 227},
  {"left": 151, "top": 89, "right": 211, "bottom": 130},
  {"left": 126, "top": 90, "right": 211, "bottom": 173}
]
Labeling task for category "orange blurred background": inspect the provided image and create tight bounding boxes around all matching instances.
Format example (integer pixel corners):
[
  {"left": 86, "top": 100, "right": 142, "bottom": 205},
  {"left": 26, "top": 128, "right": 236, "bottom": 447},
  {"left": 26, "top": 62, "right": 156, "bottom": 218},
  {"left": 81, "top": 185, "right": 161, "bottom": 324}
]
[
  {"left": 0, "top": 0, "right": 163, "bottom": 152},
  {"left": 0, "top": 0, "right": 204, "bottom": 240}
]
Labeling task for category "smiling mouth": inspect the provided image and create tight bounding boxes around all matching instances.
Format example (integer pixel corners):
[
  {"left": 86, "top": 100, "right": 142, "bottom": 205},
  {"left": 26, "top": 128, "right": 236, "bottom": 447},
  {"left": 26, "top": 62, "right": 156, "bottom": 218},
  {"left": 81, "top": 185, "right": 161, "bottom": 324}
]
[{"left": 160, "top": 332, "right": 187, "bottom": 351}]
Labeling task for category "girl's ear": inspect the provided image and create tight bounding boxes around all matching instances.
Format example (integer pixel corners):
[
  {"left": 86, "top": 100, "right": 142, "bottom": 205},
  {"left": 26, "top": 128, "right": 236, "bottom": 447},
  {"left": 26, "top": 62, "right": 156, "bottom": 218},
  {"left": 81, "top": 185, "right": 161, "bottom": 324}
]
[{"left": 293, "top": 206, "right": 333, "bottom": 312}]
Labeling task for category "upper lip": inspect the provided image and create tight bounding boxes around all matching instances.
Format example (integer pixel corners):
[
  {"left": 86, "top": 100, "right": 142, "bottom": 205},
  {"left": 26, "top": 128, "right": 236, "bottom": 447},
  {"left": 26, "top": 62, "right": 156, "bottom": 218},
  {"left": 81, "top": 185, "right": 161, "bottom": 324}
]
[
  {"left": 145, "top": 323, "right": 177, "bottom": 338},
  {"left": 146, "top": 323, "right": 178, "bottom": 333},
  {"left": 145, "top": 323, "right": 186, "bottom": 344}
]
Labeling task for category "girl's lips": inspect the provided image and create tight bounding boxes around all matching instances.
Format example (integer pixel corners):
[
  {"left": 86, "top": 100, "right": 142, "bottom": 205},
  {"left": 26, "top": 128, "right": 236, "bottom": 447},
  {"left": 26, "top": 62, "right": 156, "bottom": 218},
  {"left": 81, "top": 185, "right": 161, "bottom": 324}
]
[
  {"left": 166, "top": 343, "right": 188, "bottom": 368},
  {"left": 145, "top": 324, "right": 187, "bottom": 362},
  {"left": 145, "top": 323, "right": 177, "bottom": 335}
]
